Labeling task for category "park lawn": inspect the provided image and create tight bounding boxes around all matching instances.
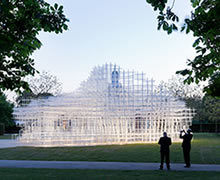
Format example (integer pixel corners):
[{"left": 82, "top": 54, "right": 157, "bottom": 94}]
[
  {"left": 0, "top": 168, "right": 220, "bottom": 180},
  {"left": 0, "top": 134, "right": 12, "bottom": 139},
  {"left": 0, "top": 133, "right": 219, "bottom": 164}
]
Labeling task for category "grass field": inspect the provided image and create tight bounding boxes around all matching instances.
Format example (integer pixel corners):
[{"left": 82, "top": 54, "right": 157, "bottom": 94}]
[
  {"left": 0, "top": 134, "right": 12, "bottom": 139},
  {"left": 0, "top": 168, "right": 220, "bottom": 180},
  {"left": 0, "top": 133, "right": 219, "bottom": 164}
]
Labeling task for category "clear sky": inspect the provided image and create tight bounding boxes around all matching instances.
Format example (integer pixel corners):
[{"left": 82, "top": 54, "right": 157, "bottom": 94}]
[{"left": 32, "top": 0, "right": 196, "bottom": 93}]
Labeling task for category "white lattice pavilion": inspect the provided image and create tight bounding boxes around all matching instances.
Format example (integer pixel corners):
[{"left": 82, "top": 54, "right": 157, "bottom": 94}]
[{"left": 13, "top": 64, "right": 193, "bottom": 146}]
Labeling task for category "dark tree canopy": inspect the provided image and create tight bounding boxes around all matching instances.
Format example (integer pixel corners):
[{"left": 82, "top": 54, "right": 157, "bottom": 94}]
[
  {"left": 146, "top": 0, "right": 220, "bottom": 97},
  {"left": 0, "top": 0, "right": 68, "bottom": 93},
  {"left": 204, "top": 72, "right": 220, "bottom": 97}
]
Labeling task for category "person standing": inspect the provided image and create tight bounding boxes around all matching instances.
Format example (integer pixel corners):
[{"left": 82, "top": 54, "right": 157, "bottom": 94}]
[
  {"left": 180, "top": 128, "right": 193, "bottom": 168},
  {"left": 158, "top": 132, "right": 172, "bottom": 170}
]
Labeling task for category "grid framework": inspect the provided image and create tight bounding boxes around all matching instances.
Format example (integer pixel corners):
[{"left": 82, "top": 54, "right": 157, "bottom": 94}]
[{"left": 13, "top": 63, "right": 194, "bottom": 146}]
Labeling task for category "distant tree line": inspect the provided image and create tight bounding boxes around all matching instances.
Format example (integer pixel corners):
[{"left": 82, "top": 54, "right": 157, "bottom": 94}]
[
  {"left": 164, "top": 75, "right": 220, "bottom": 132},
  {"left": 0, "top": 71, "right": 62, "bottom": 134}
]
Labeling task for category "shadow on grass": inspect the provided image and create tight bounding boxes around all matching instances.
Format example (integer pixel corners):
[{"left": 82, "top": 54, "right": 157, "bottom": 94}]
[{"left": 1, "top": 168, "right": 220, "bottom": 180}]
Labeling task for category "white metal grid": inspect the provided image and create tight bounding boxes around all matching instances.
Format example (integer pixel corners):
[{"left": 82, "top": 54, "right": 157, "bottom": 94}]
[{"left": 13, "top": 63, "right": 194, "bottom": 146}]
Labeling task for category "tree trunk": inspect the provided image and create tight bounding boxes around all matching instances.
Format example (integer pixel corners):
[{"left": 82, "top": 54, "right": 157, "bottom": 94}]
[{"left": 215, "top": 122, "right": 218, "bottom": 133}]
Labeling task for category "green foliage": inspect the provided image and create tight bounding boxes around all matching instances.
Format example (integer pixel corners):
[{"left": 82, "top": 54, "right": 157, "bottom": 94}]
[
  {"left": 0, "top": 134, "right": 11, "bottom": 139},
  {"left": 0, "top": 0, "right": 68, "bottom": 93},
  {"left": 146, "top": 0, "right": 220, "bottom": 97},
  {"left": 204, "top": 72, "right": 220, "bottom": 97},
  {"left": 0, "top": 93, "right": 14, "bottom": 128},
  {"left": 186, "top": 95, "right": 220, "bottom": 131},
  {"left": 0, "top": 123, "right": 5, "bottom": 135},
  {"left": 15, "top": 91, "right": 36, "bottom": 106},
  {"left": 184, "top": 97, "right": 208, "bottom": 123},
  {"left": 203, "top": 96, "right": 220, "bottom": 130}
]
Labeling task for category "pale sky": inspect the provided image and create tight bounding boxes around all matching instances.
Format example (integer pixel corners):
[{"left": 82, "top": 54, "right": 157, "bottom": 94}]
[{"left": 32, "top": 0, "right": 196, "bottom": 93}]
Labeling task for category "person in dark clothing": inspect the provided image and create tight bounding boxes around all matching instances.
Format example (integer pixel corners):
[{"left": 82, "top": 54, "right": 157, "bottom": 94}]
[
  {"left": 158, "top": 132, "right": 172, "bottom": 170},
  {"left": 180, "top": 128, "right": 193, "bottom": 168}
]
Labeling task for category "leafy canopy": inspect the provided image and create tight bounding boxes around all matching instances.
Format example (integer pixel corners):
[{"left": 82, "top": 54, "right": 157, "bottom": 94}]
[
  {"left": 0, "top": 0, "right": 68, "bottom": 93},
  {"left": 146, "top": 0, "right": 220, "bottom": 97}
]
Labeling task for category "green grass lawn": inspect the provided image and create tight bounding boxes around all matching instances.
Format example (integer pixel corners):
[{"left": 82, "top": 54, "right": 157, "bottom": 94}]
[
  {"left": 0, "top": 133, "right": 219, "bottom": 164},
  {"left": 0, "top": 168, "right": 220, "bottom": 180},
  {"left": 0, "top": 134, "right": 12, "bottom": 139}
]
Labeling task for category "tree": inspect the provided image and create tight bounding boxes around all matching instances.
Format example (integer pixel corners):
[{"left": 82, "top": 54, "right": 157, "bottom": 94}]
[
  {"left": 204, "top": 72, "right": 220, "bottom": 97},
  {"left": 145, "top": 0, "right": 220, "bottom": 96},
  {"left": 163, "top": 75, "right": 204, "bottom": 99},
  {"left": 203, "top": 96, "right": 220, "bottom": 132},
  {"left": 162, "top": 75, "right": 207, "bottom": 131},
  {"left": 186, "top": 97, "right": 209, "bottom": 132},
  {"left": 0, "top": 93, "right": 14, "bottom": 128},
  {"left": 16, "top": 71, "right": 62, "bottom": 106},
  {"left": 164, "top": 75, "right": 220, "bottom": 132},
  {"left": 0, "top": 0, "right": 68, "bottom": 93},
  {"left": 28, "top": 71, "right": 62, "bottom": 96}
]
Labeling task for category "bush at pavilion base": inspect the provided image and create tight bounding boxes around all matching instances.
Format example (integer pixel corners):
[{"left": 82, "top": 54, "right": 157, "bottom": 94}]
[{"left": 13, "top": 64, "right": 194, "bottom": 146}]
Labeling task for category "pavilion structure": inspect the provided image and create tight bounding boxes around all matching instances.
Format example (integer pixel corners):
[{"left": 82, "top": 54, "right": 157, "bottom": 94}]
[{"left": 13, "top": 63, "right": 194, "bottom": 146}]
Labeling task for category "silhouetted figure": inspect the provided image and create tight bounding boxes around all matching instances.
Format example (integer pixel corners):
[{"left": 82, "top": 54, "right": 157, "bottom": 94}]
[
  {"left": 180, "top": 128, "right": 193, "bottom": 168},
  {"left": 158, "top": 132, "right": 172, "bottom": 170}
]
